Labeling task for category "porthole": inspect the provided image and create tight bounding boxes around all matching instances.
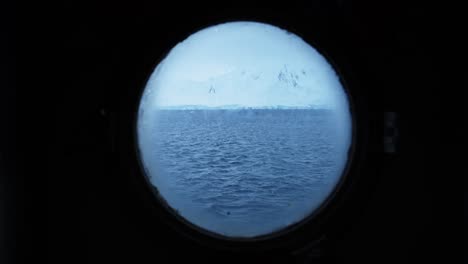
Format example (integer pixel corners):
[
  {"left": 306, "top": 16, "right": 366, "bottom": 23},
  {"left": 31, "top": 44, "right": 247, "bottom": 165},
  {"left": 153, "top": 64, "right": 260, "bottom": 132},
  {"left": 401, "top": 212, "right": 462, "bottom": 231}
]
[{"left": 136, "top": 21, "right": 353, "bottom": 239}]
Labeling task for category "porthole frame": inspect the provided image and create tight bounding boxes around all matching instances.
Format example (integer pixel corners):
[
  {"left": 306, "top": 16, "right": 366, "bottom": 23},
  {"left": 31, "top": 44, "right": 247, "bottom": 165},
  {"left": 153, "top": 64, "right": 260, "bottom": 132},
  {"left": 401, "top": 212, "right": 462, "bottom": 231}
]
[{"left": 128, "top": 17, "right": 378, "bottom": 253}]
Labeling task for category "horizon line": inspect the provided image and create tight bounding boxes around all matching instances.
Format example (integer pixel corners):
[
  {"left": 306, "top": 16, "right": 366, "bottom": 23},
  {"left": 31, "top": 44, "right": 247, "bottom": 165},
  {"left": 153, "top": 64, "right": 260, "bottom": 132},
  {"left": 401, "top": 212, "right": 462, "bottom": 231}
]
[{"left": 155, "top": 105, "right": 332, "bottom": 110}]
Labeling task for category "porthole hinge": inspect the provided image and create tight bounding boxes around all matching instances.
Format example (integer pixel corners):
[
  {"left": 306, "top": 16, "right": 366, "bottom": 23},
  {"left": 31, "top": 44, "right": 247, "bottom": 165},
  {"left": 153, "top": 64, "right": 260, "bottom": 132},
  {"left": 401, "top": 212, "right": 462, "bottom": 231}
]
[{"left": 384, "top": 112, "right": 399, "bottom": 154}]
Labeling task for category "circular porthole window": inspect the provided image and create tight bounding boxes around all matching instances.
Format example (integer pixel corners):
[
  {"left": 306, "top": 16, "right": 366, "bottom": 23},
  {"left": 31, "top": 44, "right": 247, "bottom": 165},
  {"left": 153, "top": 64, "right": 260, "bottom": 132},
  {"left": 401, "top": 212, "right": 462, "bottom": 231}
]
[{"left": 136, "top": 21, "right": 353, "bottom": 239}]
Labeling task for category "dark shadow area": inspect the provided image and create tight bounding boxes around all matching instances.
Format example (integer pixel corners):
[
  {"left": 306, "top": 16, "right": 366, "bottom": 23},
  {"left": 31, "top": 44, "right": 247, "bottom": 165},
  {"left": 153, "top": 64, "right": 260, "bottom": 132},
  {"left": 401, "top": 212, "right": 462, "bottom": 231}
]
[{"left": 0, "top": 0, "right": 17, "bottom": 262}]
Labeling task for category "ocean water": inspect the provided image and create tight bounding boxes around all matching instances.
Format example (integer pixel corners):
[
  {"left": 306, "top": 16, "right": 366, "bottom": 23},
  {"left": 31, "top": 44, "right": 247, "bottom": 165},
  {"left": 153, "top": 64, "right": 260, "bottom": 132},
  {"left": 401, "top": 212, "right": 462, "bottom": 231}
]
[{"left": 139, "top": 109, "right": 350, "bottom": 237}]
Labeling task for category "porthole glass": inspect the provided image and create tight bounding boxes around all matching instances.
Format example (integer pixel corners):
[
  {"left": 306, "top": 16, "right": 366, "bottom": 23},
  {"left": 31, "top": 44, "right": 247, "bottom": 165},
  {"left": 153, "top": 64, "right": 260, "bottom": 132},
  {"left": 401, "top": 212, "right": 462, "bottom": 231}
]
[{"left": 137, "top": 21, "right": 353, "bottom": 238}]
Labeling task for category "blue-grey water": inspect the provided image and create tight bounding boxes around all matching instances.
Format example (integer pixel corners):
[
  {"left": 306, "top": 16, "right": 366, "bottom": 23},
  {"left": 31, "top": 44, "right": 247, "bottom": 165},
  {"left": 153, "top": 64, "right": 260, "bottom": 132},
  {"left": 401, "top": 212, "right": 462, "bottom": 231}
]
[{"left": 139, "top": 109, "right": 350, "bottom": 237}]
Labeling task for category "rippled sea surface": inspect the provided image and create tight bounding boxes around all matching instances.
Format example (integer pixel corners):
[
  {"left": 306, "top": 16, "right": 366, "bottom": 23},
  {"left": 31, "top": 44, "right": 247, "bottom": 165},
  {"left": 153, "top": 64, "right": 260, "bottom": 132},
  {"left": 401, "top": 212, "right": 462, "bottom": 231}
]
[{"left": 141, "top": 109, "right": 348, "bottom": 237}]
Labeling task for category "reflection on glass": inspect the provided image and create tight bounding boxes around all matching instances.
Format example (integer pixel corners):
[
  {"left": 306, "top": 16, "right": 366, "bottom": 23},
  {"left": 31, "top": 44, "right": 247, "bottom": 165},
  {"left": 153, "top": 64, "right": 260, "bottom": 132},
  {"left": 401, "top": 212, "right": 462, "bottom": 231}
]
[{"left": 137, "top": 21, "right": 352, "bottom": 238}]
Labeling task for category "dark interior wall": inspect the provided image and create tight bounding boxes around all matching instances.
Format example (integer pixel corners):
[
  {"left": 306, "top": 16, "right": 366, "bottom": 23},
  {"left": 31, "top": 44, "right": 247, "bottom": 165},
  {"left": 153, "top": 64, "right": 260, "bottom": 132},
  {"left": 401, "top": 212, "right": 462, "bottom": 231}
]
[
  {"left": 1, "top": 0, "right": 16, "bottom": 262},
  {"left": 4, "top": 1, "right": 451, "bottom": 263}
]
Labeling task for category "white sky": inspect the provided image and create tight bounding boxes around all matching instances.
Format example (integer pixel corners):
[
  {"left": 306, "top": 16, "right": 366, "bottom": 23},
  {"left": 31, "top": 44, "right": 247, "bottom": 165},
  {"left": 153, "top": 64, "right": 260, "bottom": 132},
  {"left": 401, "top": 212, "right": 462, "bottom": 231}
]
[{"left": 142, "top": 21, "right": 348, "bottom": 109}]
